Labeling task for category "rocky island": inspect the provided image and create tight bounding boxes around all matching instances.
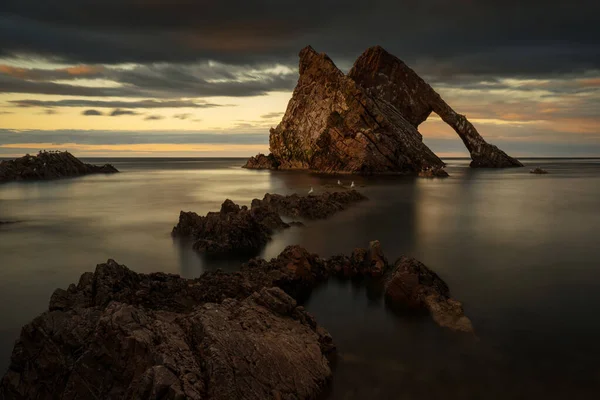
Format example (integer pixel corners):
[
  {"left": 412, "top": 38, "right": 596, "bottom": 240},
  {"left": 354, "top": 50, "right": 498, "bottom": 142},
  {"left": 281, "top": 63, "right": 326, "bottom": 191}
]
[
  {"left": 244, "top": 45, "right": 522, "bottom": 174},
  {"left": 172, "top": 191, "right": 367, "bottom": 255},
  {"left": 0, "top": 151, "right": 118, "bottom": 183},
  {"left": 0, "top": 241, "right": 472, "bottom": 399}
]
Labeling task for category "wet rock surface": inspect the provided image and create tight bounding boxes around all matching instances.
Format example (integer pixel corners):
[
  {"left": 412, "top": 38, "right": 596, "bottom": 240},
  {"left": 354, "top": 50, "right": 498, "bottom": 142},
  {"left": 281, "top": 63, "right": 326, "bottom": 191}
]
[
  {"left": 384, "top": 256, "right": 474, "bottom": 333},
  {"left": 251, "top": 190, "right": 367, "bottom": 219},
  {"left": 173, "top": 192, "right": 366, "bottom": 255},
  {"left": 418, "top": 167, "right": 450, "bottom": 178},
  {"left": 245, "top": 45, "right": 521, "bottom": 173},
  {"left": 0, "top": 151, "right": 118, "bottom": 183},
  {"left": 0, "top": 242, "right": 472, "bottom": 399}
]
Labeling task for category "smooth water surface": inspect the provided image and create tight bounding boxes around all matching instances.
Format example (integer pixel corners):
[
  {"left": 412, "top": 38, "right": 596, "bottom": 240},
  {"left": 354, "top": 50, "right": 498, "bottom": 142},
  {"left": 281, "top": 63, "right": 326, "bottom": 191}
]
[{"left": 1, "top": 158, "right": 599, "bottom": 398}]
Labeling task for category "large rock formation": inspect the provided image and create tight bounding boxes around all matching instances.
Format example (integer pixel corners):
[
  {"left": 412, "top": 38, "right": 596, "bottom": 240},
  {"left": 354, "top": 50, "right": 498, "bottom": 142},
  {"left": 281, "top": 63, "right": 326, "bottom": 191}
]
[
  {"left": 244, "top": 46, "right": 522, "bottom": 173},
  {"left": 0, "top": 151, "right": 118, "bottom": 183},
  {"left": 245, "top": 46, "right": 445, "bottom": 174},
  {"left": 348, "top": 46, "right": 523, "bottom": 168},
  {"left": 172, "top": 191, "right": 367, "bottom": 255},
  {"left": 0, "top": 242, "right": 472, "bottom": 399}
]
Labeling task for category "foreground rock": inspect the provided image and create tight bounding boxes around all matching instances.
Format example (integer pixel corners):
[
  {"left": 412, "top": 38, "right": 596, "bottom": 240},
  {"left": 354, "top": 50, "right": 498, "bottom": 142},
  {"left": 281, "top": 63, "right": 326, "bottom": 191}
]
[
  {"left": 245, "top": 46, "right": 520, "bottom": 173},
  {"left": 418, "top": 167, "right": 450, "bottom": 178},
  {"left": 384, "top": 257, "right": 473, "bottom": 333},
  {"left": 530, "top": 167, "right": 549, "bottom": 174},
  {"left": 0, "top": 242, "right": 472, "bottom": 399},
  {"left": 173, "top": 191, "right": 366, "bottom": 255},
  {"left": 0, "top": 151, "right": 118, "bottom": 183},
  {"left": 251, "top": 190, "right": 367, "bottom": 219},
  {"left": 349, "top": 46, "right": 523, "bottom": 169}
]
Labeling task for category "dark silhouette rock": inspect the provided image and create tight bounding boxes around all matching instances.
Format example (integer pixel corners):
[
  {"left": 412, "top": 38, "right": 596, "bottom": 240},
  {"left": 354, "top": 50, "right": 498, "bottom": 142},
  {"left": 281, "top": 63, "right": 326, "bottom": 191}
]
[
  {"left": 172, "top": 199, "right": 290, "bottom": 255},
  {"left": 0, "top": 242, "right": 472, "bottom": 399},
  {"left": 251, "top": 190, "right": 367, "bottom": 219},
  {"left": 530, "top": 167, "right": 549, "bottom": 174},
  {"left": 245, "top": 45, "right": 521, "bottom": 173},
  {"left": 384, "top": 256, "right": 473, "bottom": 333},
  {"left": 242, "top": 153, "right": 280, "bottom": 169},
  {"left": 249, "top": 46, "right": 445, "bottom": 174},
  {"left": 348, "top": 46, "right": 523, "bottom": 168},
  {"left": 173, "top": 191, "right": 367, "bottom": 255},
  {"left": 0, "top": 151, "right": 118, "bottom": 183}
]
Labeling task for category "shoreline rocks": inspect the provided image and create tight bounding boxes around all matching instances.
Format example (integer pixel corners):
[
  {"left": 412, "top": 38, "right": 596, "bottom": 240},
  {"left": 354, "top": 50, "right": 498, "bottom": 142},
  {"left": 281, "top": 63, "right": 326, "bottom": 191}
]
[
  {"left": 0, "top": 151, "right": 118, "bottom": 183},
  {"left": 0, "top": 242, "right": 472, "bottom": 399},
  {"left": 245, "top": 45, "right": 520, "bottom": 174},
  {"left": 172, "top": 191, "right": 367, "bottom": 255}
]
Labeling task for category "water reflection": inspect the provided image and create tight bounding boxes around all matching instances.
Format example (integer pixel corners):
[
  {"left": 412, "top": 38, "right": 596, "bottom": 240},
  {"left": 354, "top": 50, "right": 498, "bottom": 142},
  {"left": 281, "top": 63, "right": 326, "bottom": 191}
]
[{"left": 1, "top": 158, "right": 600, "bottom": 398}]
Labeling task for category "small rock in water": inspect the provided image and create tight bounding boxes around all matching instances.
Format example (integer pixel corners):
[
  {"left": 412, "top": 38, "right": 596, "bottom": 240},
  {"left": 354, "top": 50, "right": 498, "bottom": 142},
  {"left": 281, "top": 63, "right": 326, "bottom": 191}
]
[{"left": 530, "top": 167, "right": 549, "bottom": 174}]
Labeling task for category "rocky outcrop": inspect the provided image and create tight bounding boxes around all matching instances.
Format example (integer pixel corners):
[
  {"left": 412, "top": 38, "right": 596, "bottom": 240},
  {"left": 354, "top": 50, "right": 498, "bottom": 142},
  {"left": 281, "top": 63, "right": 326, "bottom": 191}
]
[
  {"left": 251, "top": 190, "right": 367, "bottom": 219},
  {"left": 173, "top": 192, "right": 367, "bottom": 255},
  {"left": 0, "top": 260, "right": 334, "bottom": 400},
  {"left": 530, "top": 167, "right": 549, "bottom": 174},
  {"left": 251, "top": 46, "right": 445, "bottom": 174},
  {"left": 242, "top": 153, "right": 280, "bottom": 169},
  {"left": 349, "top": 46, "right": 523, "bottom": 168},
  {"left": 0, "top": 151, "right": 118, "bottom": 183},
  {"left": 384, "top": 256, "right": 473, "bottom": 333},
  {"left": 245, "top": 45, "right": 521, "bottom": 173},
  {"left": 418, "top": 167, "right": 450, "bottom": 178},
  {"left": 0, "top": 242, "right": 472, "bottom": 399},
  {"left": 172, "top": 199, "right": 291, "bottom": 255}
]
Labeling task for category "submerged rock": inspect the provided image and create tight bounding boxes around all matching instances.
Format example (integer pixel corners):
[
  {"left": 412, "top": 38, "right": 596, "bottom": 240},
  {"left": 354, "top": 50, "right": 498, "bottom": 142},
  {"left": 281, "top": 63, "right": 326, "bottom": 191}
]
[
  {"left": 173, "top": 192, "right": 367, "bottom": 255},
  {"left": 384, "top": 256, "right": 474, "bottom": 333},
  {"left": 251, "top": 190, "right": 367, "bottom": 219},
  {"left": 530, "top": 167, "right": 549, "bottom": 174},
  {"left": 245, "top": 46, "right": 522, "bottom": 173},
  {"left": 0, "top": 150, "right": 118, "bottom": 183},
  {"left": 0, "top": 242, "right": 473, "bottom": 398}
]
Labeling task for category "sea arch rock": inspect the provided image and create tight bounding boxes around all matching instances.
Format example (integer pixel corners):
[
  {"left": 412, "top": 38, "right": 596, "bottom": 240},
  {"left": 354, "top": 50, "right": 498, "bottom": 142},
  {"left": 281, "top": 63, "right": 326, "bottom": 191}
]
[{"left": 348, "top": 46, "right": 523, "bottom": 168}]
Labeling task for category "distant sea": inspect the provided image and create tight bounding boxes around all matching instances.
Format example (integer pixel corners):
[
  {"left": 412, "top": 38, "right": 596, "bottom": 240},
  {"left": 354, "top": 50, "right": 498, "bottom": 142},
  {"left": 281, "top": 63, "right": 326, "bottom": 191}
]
[{"left": 1, "top": 157, "right": 600, "bottom": 399}]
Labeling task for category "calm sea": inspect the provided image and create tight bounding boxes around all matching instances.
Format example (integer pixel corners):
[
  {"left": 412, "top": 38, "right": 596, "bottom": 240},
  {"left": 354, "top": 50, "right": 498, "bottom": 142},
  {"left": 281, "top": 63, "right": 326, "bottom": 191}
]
[{"left": 1, "top": 158, "right": 599, "bottom": 399}]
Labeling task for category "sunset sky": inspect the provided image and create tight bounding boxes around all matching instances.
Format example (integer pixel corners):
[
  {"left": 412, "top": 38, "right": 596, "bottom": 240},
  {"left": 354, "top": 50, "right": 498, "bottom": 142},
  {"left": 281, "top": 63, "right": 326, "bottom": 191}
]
[{"left": 1, "top": 0, "right": 598, "bottom": 157}]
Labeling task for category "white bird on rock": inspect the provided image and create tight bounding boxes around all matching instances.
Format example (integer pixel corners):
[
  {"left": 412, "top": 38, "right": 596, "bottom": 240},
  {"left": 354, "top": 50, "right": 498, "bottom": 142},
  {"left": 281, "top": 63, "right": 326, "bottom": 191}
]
[
  {"left": 337, "top": 179, "right": 342, "bottom": 186},
  {"left": 308, "top": 187, "right": 314, "bottom": 195},
  {"left": 350, "top": 181, "right": 355, "bottom": 188}
]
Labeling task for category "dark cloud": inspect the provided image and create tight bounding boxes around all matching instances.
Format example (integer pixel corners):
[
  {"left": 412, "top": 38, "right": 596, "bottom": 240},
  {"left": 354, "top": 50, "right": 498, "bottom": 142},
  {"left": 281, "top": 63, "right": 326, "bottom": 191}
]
[
  {"left": 0, "top": 1, "right": 598, "bottom": 79},
  {"left": 0, "top": 63, "right": 297, "bottom": 98},
  {"left": 41, "top": 108, "right": 57, "bottom": 115},
  {"left": 82, "top": 109, "right": 103, "bottom": 116},
  {"left": 173, "top": 113, "right": 191, "bottom": 120},
  {"left": 260, "top": 112, "right": 284, "bottom": 119},
  {"left": 10, "top": 99, "right": 225, "bottom": 109},
  {"left": 109, "top": 109, "right": 138, "bottom": 116},
  {"left": 0, "top": 129, "right": 269, "bottom": 145},
  {"left": 144, "top": 115, "right": 164, "bottom": 121}
]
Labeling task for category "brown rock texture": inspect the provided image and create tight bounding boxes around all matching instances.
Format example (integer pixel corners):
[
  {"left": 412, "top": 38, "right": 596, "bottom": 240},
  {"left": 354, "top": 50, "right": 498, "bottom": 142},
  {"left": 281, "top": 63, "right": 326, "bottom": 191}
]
[
  {"left": 258, "top": 46, "right": 445, "bottom": 174},
  {"left": 245, "top": 46, "right": 522, "bottom": 173},
  {"left": 173, "top": 191, "right": 367, "bottom": 255},
  {"left": 349, "top": 46, "right": 522, "bottom": 168},
  {"left": 384, "top": 256, "right": 474, "bottom": 333},
  {"left": 0, "top": 241, "right": 473, "bottom": 399},
  {"left": 251, "top": 190, "right": 367, "bottom": 219},
  {"left": 0, "top": 150, "right": 118, "bottom": 183}
]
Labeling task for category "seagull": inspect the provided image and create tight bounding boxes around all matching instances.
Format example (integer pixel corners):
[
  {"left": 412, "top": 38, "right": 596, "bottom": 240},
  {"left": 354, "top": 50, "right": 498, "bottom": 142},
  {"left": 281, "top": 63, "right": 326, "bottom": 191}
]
[
  {"left": 308, "top": 187, "right": 314, "bottom": 195},
  {"left": 337, "top": 179, "right": 342, "bottom": 185},
  {"left": 350, "top": 181, "right": 355, "bottom": 188}
]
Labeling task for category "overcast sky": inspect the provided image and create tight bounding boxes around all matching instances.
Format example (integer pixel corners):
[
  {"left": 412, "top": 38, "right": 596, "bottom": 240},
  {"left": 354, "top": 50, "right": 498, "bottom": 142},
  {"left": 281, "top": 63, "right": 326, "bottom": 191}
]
[{"left": 1, "top": 0, "right": 599, "bottom": 157}]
